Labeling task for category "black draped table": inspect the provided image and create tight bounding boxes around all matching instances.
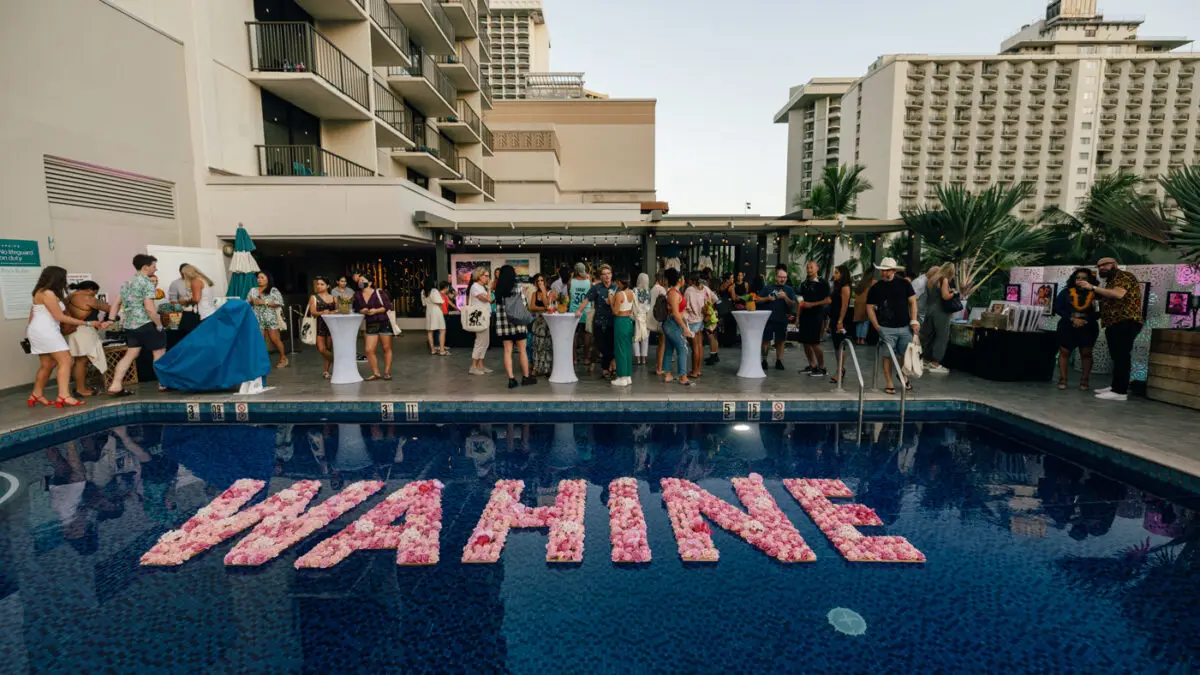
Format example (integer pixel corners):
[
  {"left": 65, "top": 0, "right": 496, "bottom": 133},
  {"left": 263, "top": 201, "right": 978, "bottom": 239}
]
[{"left": 941, "top": 326, "right": 1058, "bottom": 382}]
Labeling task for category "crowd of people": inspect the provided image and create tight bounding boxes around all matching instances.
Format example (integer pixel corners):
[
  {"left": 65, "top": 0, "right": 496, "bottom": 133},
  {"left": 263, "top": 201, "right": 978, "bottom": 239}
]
[{"left": 24, "top": 252, "right": 1147, "bottom": 403}]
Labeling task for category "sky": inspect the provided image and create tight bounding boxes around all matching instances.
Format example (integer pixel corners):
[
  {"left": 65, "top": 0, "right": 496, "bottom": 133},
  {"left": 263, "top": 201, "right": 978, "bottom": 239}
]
[{"left": 540, "top": 0, "right": 1200, "bottom": 217}]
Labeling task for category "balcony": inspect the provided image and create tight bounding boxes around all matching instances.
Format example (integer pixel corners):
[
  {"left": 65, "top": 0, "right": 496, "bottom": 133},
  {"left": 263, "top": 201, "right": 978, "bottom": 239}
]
[
  {"left": 1003, "top": 114, "right": 1021, "bottom": 122},
  {"left": 903, "top": 145, "right": 920, "bottom": 154},
  {"left": 979, "top": 112, "right": 997, "bottom": 123},
  {"left": 1000, "top": 144, "right": 1018, "bottom": 153},
  {"left": 1030, "top": 83, "right": 1047, "bottom": 93},
  {"left": 1054, "top": 80, "right": 1070, "bottom": 92},
  {"left": 1178, "top": 97, "right": 1193, "bottom": 107},
  {"left": 999, "top": 159, "right": 1016, "bottom": 168},
  {"left": 1046, "top": 187, "right": 1062, "bottom": 198},
  {"left": 388, "top": 0, "right": 455, "bottom": 55},
  {"left": 1146, "top": 157, "right": 1162, "bottom": 167},
  {"left": 1049, "top": 128, "right": 1066, "bottom": 138},
  {"left": 1031, "top": 98, "right": 1047, "bottom": 107},
  {"left": 902, "top": 159, "right": 920, "bottom": 168},
  {"left": 901, "top": 174, "right": 919, "bottom": 184},
  {"left": 999, "top": 173, "right": 1016, "bottom": 182},
  {"left": 929, "top": 114, "right": 947, "bottom": 125},
  {"left": 1097, "top": 157, "right": 1113, "bottom": 167},
  {"left": 389, "top": 122, "right": 458, "bottom": 178},
  {"left": 386, "top": 55, "right": 457, "bottom": 117},
  {"left": 247, "top": 22, "right": 371, "bottom": 119},
  {"left": 983, "top": 67, "right": 999, "bottom": 78},
  {"left": 1025, "top": 128, "right": 1042, "bottom": 139},
  {"left": 1184, "top": 67, "right": 1197, "bottom": 77},
  {"left": 477, "top": 26, "right": 491, "bottom": 63},
  {"left": 1103, "top": 97, "right": 1119, "bottom": 108},
  {"left": 373, "top": 80, "right": 415, "bottom": 147},
  {"left": 363, "top": 0, "right": 412, "bottom": 66},
  {"left": 978, "top": 143, "right": 994, "bottom": 152},
  {"left": 1049, "top": 143, "right": 1065, "bottom": 153},
  {"left": 1151, "top": 97, "right": 1168, "bottom": 107},
  {"left": 928, "top": 129, "right": 946, "bottom": 139},
  {"left": 294, "top": 0, "right": 367, "bottom": 20},
  {"left": 1130, "top": 82, "right": 1145, "bottom": 92},
  {"left": 481, "top": 121, "right": 493, "bottom": 156},
  {"left": 1099, "top": 128, "right": 1116, "bottom": 137},
  {"left": 905, "top": 114, "right": 924, "bottom": 123},
  {"left": 435, "top": 44, "right": 480, "bottom": 91},
  {"left": 1033, "top": 67, "right": 1049, "bottom": 78},
  {"left": 1001, "top": 128, "right": 1018, "bottom": 138},
  {"left": 1173, "top": 142, "right": 1190, "bottom": 152},
  {"left": 1104, "top": 80, "right": 1120, "bottom": 92},
  {"left": 441, "top": 157, "right": 493, "bottom": 197},
  {"left": 1181, "top": 82, "right": 1195, "bottom": 92},
  {"left": 480, "top": 72, "right": 493, "bottom": 110},
  {"left": 256, "top": 144, "right": 374, "bottom": 177},
  {"left": 1120, "top": 158, "right": 1137, "bottom": 168},
  {"left": 909, "top": 66, "right": 927, "bottom": 78},
  {"left": 974, "top": 174, "right": 991, "bottom": 183},
  {"left": 930, "top": 98, "right": 948, "bottom": 109},
  {"left": 1175, "top": 113, "right": 1192, "bottom": 122},
  {"left": 1099, "top": 142, "right": 1115, "bottom": 152},
  {"left": 438, "top": 99, "right": 483, "bottom": 144},
  {"left": 904, "top": 127, "right": 921, "bottom": 139},
  {"left": 439, "top": 0, "right": 478, "bottom": 38},
  {"left": 1148, "top": 142, "right": 1163, "bottom": 152},
  {"left": 1148, "top": 128, "right": 1165, "bottom": 138},
  {"left": 906, "top": 84, "right": 926, "bottom": 94},
  {"left": 1152, "top": 81, "right": 1169, "bottom": 92},
  {"left": 1025, "top": 142, "right": 1043, "bottom": 152},
  {"left": 1128, "top": 96, "right": 1144, "bottom": 106},
  {"left": 905, "top": 99, "right": 924, "bottom": 109},
  {"left": 951, "top": 159, "right": 969, "bottom": 168},
  {"left": 1047, "top": 158, "right": 1064, "bottom": 168}
]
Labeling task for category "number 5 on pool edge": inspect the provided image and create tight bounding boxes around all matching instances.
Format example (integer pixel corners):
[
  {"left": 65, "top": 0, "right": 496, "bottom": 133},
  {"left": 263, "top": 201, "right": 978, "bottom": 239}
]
[{"left": 722, "top": 402, "right": 735, "bottom": 421}]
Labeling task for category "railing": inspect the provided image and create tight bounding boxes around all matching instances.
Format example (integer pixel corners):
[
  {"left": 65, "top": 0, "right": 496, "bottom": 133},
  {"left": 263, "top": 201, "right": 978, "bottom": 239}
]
[
  {"left": 456, "top": 156, "right": 484, "bottom": 188},
  {"left": 374, "top": 80, "right": 413, "bottom": 139},
  {"left": 247, "top": 22, "right": 370, "bottom": 111},
  {"left": 480, "top": 72, "right": 493, "bottom": 107},
  {"left": 440, "top": 0, "right": 477, "bottom": 21},
  {"left": 256, "top": 145, "right": 375, "bottom": 177},
  {"left": 482, "top": 172, "right": 494, "bottom": 198},
  {"left": 447, "top": 98, "right": 482, "bottom": 137},
  {"left": 435, "top": 43, "right": 480, "bottom": 86},
  {"left": 368, "top": 0, "right": 410, "bottom": 57},
  {"left": 873, "top": 340, "right": 908, "bottom": 441},
  {"left": 414, "top": 0, "right": 455, "bottom": 42},
  {"left": 410, "top": 122, "right": 458, "bottom": 167},
  {"left": 837, "top": 341, "right": 865, "bottom": 440},
  {"left": 388, "top": 55, "right": 457, "bottom": 107}
]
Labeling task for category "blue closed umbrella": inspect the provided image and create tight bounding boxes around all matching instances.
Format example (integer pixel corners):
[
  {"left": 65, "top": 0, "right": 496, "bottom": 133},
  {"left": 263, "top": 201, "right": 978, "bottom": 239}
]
[{"left": 227, "top": 223, "right": 260, "bottom": 300}]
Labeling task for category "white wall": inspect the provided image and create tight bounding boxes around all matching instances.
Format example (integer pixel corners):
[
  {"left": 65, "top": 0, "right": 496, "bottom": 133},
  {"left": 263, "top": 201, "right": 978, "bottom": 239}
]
[{"left": 0, "top": 0, "right": 198, "bottom": 390}]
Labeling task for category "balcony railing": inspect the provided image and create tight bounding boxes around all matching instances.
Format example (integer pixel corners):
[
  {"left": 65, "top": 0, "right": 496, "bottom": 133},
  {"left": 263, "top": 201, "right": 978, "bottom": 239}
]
[
  {"left": 256, "top": 145, "right": 375, "bottom": 177},
  {"left": 374, "top": 80, "right": 413, "bottom": 138},
  {"left": 481, "top": 120, "right": 493, "bottom": 151},
  {"left": 389, "top": 54, "right": 458, "bottom": 106},
  {"left": 435, "top": 43, "right": 480, "bottom": 84},
  {"left": 416, "top": 0, "right": 455, "bottom": 42},
  {"left": 411, "top": 122, "right": 458, "bottom": 167},
  {"left": 446, "top": 98, "right": 482, "bottom": 137},
  {"left": 368, "top": 0, "right": 410, "bottom": 56},
  {"left": 478, "top": 25, "right": 491, "bottom": 55},
  {"left": 247, "top": 22, "right": 371, "bottom": 111},
  {"left": 455, "top": 157, "right": 492, "bottom": 194},
  {"left": 441, "top": 0, "right": 477, "bottom": 21}
]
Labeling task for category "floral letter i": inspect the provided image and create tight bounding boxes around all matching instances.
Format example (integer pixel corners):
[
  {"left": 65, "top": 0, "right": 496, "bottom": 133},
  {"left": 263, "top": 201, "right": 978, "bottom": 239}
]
[
  {"left": 294, "top": 480, "right": 445, "bottom": 568},
  {"left": 141, "top": 479, "right": 384, "bottom": 567},
  {"left": 462, "top": 480, "right": 587, "bottom": 563},
  {"left": 661, "top": 474, "right": 815, "bottom": 563},
  {"left": 783, "top": 479, "right": 925, "bottom": 563}
]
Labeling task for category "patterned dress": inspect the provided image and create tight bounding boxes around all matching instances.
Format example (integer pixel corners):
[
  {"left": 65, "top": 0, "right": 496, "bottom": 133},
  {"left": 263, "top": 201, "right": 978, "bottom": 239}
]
[{"left": 247, "top": 287, "right": 284, "bottom": 330}]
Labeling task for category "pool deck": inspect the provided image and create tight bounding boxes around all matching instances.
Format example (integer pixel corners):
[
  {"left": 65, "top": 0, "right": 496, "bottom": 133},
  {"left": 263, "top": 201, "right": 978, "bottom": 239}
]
[{"left": 3, "top": 335, "right": 1199, "bottom": 479}]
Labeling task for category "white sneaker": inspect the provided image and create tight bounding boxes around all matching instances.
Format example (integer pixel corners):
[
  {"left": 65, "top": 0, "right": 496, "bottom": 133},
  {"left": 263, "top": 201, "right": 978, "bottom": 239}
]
[
  {"left": 927, "top": 364, "right": 949, "bottom": 374},
  {"left": 1095, "top": 391, "right": 1128, "bottom": 401},
  {"left": 483, "top": 367, "right": 495, "bottom": 374},
  {"left": 469, "top": 367, "right": 484, "bottom": 376},
  {"left": 1094, "top": 386, "right": 1112, "bottom": 394}
]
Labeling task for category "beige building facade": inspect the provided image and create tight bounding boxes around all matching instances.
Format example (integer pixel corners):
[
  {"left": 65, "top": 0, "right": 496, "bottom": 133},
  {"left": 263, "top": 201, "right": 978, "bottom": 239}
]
[
  {"left": 781, "top": 0, "right": 1200, "bottom": 219},
  {"left": 481, "top": 0, "right": 551, "bottom": 100},
  {"left": 774, "top": 78, "right": 856, "bottom": 208}
]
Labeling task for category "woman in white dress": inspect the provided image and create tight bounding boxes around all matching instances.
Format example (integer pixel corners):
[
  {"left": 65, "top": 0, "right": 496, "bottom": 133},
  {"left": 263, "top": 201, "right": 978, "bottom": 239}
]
[
  {"left": 27, "top": 266, "right": 110, "bottom": 408},
  {"left": 181, "top": 264, "right": 218, "bottom": 320},
  {"left": 423, "top": 280, "right": 449, "bottom": 355}
]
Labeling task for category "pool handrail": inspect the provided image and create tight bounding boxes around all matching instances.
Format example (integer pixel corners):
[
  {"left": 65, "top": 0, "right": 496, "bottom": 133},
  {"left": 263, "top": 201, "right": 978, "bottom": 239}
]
[
  {"left": 837, "top": 340, "right": 865, "bottom": 440},
  {"left": 879, "top": 340, "right": 908, "bottom": 435}
]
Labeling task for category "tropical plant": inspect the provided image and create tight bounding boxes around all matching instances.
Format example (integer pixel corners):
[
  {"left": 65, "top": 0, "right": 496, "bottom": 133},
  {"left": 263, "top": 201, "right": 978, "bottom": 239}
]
[
  {"left": 901, "top": 183, "right": 1048, "bottom": 300},
  {"left": 1038, "top": 172, "right": 1161, "bottom": 265},
  {"left": 789, "top": 165, "right": 874, "bottom": 274},
  {"left": 1096, "top": 165, "right": 1200, "bottom": 264}
]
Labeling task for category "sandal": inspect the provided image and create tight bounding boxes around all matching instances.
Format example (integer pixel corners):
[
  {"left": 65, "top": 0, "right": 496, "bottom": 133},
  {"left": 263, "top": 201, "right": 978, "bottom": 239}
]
[
  {"left": 1057, "top": 381, "right": 1068, "bottom": 391},
  {"left": 27, "top": 394, "right": 53, "bottom": 407},
  {"left": 76, "top": 388, "right": 98, "bottom": 398},
  {"left": 679, "top": 378, "right": 694, "bottom": 387},
  {"left": 108, "top": 389, "right": 134, "bottom": 398},
  {"left": 439, "top": 348, "right": 451, "bottom": 356},
  {"left": 382, "top": 373, "right": 392, "bottom": 381},
  {"left": 55, "top": 395, "right": 85, "bottom": 408},
  {"left": 323, "top": 371, "right": 331, "bottom": 379},
  {"left": 884, "top": 387, "right": 897, "bottom": 395},
  {"left": 1079, "top": 380, "right": 1090, "bottom": 391},
  {"left": 365, "top": 374, "right": 381, "bottom": 382}
]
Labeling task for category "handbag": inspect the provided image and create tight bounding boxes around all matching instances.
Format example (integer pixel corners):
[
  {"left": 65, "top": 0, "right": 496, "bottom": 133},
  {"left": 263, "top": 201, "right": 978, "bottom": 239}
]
[
  {"left": 300, "top": 302, "right": 317, "bottom": 346},
  {"left": 942, "top": 292, "right": 964, "bottom": 314},
  {"left": 902, "top": 335, "right": 924, "bottom": 379},
  {"left": 463, "top": 285, "right": 491, "bottom": 333},
  {"left": 504, "top": 291, "right": 533, "bottom": 326},
  {"left": 387, "top": 310, "right": 402, "bottom": 336},
  {"left": 275, "top": 306, "right": 288, "bottom": 332}
]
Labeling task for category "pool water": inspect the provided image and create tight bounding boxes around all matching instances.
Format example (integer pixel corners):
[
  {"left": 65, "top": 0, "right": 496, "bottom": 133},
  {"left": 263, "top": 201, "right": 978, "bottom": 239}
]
[{"left": 0, "top": 422, "right": 1197, "bottom": 674}]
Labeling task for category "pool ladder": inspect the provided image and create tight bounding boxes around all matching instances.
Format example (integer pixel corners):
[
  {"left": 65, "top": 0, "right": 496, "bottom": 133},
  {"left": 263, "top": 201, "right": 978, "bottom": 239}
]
[
  {"left": 836, "top": 341, "right": 865, "bottom": 440},
  {"left": 874, "top": 341, "right": 908, "bottom": 443}
]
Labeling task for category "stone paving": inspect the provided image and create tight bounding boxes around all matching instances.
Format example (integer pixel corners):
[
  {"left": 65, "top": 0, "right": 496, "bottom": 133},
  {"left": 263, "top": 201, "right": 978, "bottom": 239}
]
[{"left": 3, "top": 335, "right": 1199, "bottom": 478}]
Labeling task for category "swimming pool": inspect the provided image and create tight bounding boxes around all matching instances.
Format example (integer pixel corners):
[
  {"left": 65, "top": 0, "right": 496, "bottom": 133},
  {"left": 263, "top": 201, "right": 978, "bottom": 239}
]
[{"left": 1, "top": 421, "right": 1196, "bottom": 673}]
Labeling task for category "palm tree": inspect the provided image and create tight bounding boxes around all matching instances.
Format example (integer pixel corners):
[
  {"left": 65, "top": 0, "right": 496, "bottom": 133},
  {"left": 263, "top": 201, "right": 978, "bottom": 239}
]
[
  {"left": 1098, "top": 165, "right": 1200, "bottom": 265},
  {"left": 1038, "top": 172, "right": 1161, "bottom": 264},
  {"left": 789, "top": 165, "right": 874, "bottom": 274},
  {"left": 902, "top": 183, "right": 1047, "bottom": 300}
]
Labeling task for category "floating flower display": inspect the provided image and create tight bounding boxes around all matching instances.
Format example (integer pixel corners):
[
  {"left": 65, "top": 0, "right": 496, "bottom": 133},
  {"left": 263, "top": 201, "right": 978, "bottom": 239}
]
[
  {"left": 783, "top": 479, "right": 925, "bottom": 563},
  {"left": 608, "top": 478, "right": 651, "bottom": 563},
  {"left": 461, "top": 479, "right": 587, "bottom": 563},
  {"left": 142, "top": 479, "right": 318, "bottom": 566},
  {"left": 293, "top": 480, "right": 443, "bottom": 568},
  {"left": 660, "top": 474, "right": 816, "bottom": 563},
  {"left": 222, "top": 480, "right": 384, "bottom": 566}
]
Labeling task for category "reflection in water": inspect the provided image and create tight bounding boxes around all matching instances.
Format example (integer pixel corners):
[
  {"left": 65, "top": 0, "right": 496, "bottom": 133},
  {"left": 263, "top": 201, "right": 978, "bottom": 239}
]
[{"left": 1, "top": 422, "right": 1197, "bottom": 673}]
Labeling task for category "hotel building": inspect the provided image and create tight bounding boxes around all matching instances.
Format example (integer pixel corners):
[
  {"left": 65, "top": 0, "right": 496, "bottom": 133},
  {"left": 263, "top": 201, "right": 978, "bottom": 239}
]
[
  {"left": 774, "top": 78, "right": 856, "bottom": 207},
  {"left": 480, "top": 0, "right": 550, "bottom": 100},
  {"left": 776, "top": 0, "right": 1200, "bottom": 219}
]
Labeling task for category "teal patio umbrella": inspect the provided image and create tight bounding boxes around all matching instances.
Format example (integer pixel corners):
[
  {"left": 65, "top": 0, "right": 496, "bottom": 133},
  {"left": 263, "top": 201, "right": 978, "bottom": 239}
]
[{"left": 227, "top": 223, "right": 260, "bottom": 299}]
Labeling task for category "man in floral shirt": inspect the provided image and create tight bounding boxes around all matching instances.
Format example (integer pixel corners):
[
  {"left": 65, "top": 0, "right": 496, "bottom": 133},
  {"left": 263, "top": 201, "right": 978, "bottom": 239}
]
[
  {"left": 106, "top": 254, "right": 166, "bottom": 396},
  {"left": 1078, "top": 257, "right": 1143, "bottom": 401}
]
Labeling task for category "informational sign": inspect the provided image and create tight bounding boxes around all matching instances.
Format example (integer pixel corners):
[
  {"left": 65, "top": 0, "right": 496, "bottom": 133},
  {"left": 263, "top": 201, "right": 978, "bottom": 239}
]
[
  {"left": 0, "top": 239, "right": 42, "bottom": 320},
  {"left": 67, "top": 273, "right": 92, "bottom": 287}
]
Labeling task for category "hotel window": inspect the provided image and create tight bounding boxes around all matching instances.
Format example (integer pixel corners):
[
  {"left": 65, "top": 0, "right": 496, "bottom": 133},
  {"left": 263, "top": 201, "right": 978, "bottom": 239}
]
[
  {"left": 1079, "top": 152, "right": 1090, "bottom": 160},
  {"left": 1078, "top": 167, "right": 1089, "bottom": 174},
  {"left": 1076, "top": 182, "right": 1087, "bottom": 190},
  {"left": 1081, "top": 137, "right": 1091, "bottom": 145},
  {"left": 1082, "top": 122, "right": 1092, "bottom": 130}
]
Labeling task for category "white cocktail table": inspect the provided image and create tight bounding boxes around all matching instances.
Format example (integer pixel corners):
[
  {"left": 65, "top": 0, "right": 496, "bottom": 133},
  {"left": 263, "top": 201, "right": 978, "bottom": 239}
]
[
  {"left": 732, "top": 310, "right": 773, "bottom": 379},
  {"left": 322, "top": 314, "right": 365, "bottom": 385},
  {"left": 545, "top": 313, "right": 580, "bottom": 384}
]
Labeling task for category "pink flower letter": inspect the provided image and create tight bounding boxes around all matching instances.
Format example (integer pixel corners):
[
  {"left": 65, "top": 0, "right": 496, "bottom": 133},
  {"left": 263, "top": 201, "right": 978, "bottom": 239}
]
[
  {"left": 294, "top": 480, "right": 444, "bottom": 568},
  {"left": 141, "top": 479, "right": 322, "bottom": 566},
  {"left": 783, "top": 478, "right": 926, "bottom": 563},
  {"left": 608, "top": 478, "right": 651, "bottom": 563},
  {"left": 660, "top": 475, "right": 815, "bottom": 563},
  {"left": 461, "top": 479, "right": 588, "bottom": 563},
  {"left": 226, "top": 480, "right": 385, "bottom": 567}
]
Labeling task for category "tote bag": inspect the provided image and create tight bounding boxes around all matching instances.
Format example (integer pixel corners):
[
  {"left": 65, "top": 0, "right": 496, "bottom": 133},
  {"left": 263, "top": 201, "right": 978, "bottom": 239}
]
[
  {"left": 299, "top": 302, "right": 317, "bottom": 346},
  {"left": 902, "top": 335, "right": 924, "bottom": 380},
  {"left": 463, "top": 289, "right": 491, "bottom": 333},
  {"left": 504, "top": 291, "right": 533, "bottom": 326}
]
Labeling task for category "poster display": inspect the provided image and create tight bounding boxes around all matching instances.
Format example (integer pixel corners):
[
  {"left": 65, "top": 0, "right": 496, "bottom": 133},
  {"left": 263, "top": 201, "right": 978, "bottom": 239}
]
[
  {"left": 0, "top": 239, "right": 42, "bottom": 320},
  {"left": 449, "top": 254, "right": 540, "bottom": 309}
]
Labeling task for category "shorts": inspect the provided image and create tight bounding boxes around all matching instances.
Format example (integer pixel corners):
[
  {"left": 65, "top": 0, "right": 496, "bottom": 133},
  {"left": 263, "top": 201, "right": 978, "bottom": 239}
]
[
  {"left": 687, "top": 322, "right": 702, "bottom": 334},
  {"left": 878, "top": 325, "right": 913, "bottom": 361},
  {"left": 763, "top": 321, "right": 788, "bottom": 344},
  {"left": 125, "top": 322, "right": 166, "bottom": 351},
  {"left": 830, "top": 322, "right": 851, "bottom": 351},
  {"left": 1057, "top": 323, "right": 1099, "bottom": 351},
  {"left": 364, "top": 321, "right": 391, "bottom": 336},
  {"left": 797, "top": 316, "right": 824, "bottom": 345}
]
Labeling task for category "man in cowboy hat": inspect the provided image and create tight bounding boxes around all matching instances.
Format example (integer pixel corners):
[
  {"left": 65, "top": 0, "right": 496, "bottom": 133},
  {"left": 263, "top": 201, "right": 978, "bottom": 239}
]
[
  {"left": 866, "top": 257, "right": 919, "bottom": 395},
  {"left": 1077, "top": 257, "right": 1143, "bottom": 401}
]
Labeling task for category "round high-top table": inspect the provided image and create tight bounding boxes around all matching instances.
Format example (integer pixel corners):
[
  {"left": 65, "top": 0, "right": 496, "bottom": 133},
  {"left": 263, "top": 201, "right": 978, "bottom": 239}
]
[
  {"left": 322, "top": 314, "right": 365, "bottom": 385},
  {"left": 732, "top": 310, "right": 773, "bottom": 379},
  {"left": 545, "top": 313, "right": 581, "bottom": 384}
]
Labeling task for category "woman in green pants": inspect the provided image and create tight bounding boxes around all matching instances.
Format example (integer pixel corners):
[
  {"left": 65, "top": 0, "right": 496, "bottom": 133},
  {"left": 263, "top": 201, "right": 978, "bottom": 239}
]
[{"left": 610, "top": 275, "right": 637, "bottom": 387}]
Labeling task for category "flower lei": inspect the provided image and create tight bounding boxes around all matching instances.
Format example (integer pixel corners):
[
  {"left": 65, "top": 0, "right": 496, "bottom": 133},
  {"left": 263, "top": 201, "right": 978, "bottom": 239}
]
[{"left": 1068, "top": 288, "right": 1094, "bottom": 312}]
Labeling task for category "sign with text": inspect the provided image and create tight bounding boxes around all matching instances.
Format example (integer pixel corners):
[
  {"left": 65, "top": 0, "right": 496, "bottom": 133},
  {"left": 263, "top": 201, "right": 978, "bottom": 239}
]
[{"left": 0, "top": 239, "right": 41, "bottom": 320}]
